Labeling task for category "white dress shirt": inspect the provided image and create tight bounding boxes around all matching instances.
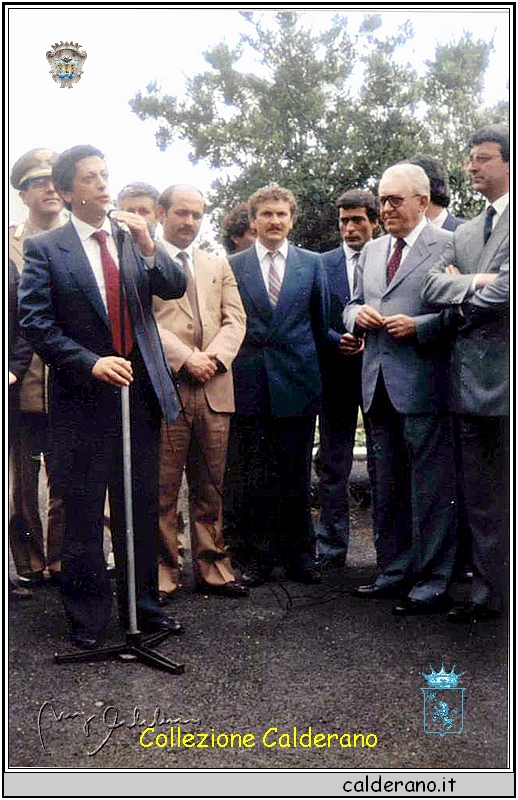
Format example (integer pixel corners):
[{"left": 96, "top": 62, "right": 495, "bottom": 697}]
[{"left": 255, "top": 239, "right": 288, "bottom": 290}]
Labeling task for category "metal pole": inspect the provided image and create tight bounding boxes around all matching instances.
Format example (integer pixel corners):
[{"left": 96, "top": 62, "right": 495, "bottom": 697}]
[{"left": 121, "top": 383, "right": 138, "bottom": 635}]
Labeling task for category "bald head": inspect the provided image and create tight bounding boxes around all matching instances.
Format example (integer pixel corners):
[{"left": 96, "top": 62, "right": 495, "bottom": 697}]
[{"left": 157, "top": 184, "right": 205, "bottom": 248}]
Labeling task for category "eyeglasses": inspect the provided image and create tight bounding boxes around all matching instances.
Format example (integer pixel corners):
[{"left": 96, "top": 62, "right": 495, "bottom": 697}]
[
  {"left": 24, "top": 176, "right": 54, "bottom": 190},
  {"left": 379, "top": 194, "right": 421, "bottom": 209}
]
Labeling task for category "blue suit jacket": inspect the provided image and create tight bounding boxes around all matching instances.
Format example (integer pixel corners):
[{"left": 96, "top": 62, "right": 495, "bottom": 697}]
[
  {"left": 18, "top": 220, "right": 186, "bottom": 428},
  {"left": 229, "top": 243, "right": 329, "bottom": 417},
  {"left": 320, "top": 246, "right": 362, "bottom": 414},
  {"left": 344, "top": 223, "right": 454, "bottom": 415},
  {"left": 441, "top": 212, "right": 465, "bottom": 232}
]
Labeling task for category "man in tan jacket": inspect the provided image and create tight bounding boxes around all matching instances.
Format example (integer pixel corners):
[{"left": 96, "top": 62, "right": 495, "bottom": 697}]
[
  {"left": 9, "top": 148, "right": 65, "bottom": 585},
  {"left": 154, "top": 185, "right": 248, "bottom": 598}
]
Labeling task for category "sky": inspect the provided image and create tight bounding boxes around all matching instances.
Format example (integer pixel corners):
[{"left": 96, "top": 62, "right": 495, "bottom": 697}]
[{"left": 6, "top": 4, "right": 511, "bottom": 233}]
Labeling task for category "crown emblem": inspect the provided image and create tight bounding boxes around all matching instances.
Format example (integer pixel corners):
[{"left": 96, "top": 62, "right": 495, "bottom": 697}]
[{"left": 421, "top": 664, "right": 466, "bottom": 689}]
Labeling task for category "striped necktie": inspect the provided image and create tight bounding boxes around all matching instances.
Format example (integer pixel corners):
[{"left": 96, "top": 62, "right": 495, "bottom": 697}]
[{"left": 267, "top": 251, "right": 282, "bottom": 307}]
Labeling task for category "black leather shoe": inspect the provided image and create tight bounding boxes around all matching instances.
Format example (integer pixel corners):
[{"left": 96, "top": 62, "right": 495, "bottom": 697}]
[
  {"left": 316, "top": 554, "right": 346, "bottom": 571},
  {"left": 241, "top": 570, "right": 272, "bottom": 588},
  {"left": 447, "top": 603, "right": 502, "bottom": 624},
  {"left": 196, "top": 581, "right": 249, "bottom": 598},
  {"left": 350, "top": 583, "right": 402, "bottom": 599},
  {"left": 392, "top": 597, "right": 452, "bottom": 616},
  {"left": 285, "top": 568, "right": 321, "bottom": 585},
  {"left": 71, "top": 633, "right": 100, "bottom": 650},
  {"left": 9, "top": 580, "right": 33, "bottom": 599},
  {"left": 139, "top": 616, "right": 185, "bottom": 635},
  {"left": 158, "top": 590, "right": 175, "bottom": 606}
]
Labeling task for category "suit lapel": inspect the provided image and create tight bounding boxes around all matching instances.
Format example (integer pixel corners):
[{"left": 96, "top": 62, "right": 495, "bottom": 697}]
[
  {"left": 330, "top": 248, "right": 350, "bottom": 304},
  {"left": 384, "top": 225, "right": 435, "bottom": 295},
  {"left": 273, "top": 244, "right": 303, "bottom": 320},
  {"left": 479, "top": 206, "right": 509, "bottom": 272},
  {"left": 58, "top": 221, "right": 110, "bottom": 329},
  {"left": 239, "top": 247, "right": 273, "bottom": 325}
]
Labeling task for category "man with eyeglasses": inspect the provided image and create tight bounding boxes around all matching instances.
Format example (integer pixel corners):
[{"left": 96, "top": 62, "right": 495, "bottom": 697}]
[
  {"left": 9, "top": 149, "right": 66, "bottom": 590},
  {"left": 344, "top": 163, "right": 457, "bottom": 616},
  {"left": 422, "top": 125, "right": 509, "bottom": 624}
]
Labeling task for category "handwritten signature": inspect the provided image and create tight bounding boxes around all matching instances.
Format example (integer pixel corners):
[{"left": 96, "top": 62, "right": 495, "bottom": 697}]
[{"left": 37, "top": 701, "right": 201, "bottom": 756}]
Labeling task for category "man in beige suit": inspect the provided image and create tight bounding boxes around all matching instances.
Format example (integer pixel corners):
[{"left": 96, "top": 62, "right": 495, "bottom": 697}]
[{"left": 154, "top": 184, "right": 248, "bottom": 599}]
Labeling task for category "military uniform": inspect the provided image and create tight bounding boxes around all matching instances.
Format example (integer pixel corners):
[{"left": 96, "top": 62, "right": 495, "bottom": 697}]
[{"left": 9, "top": 149, "right": 65, "bottom": 581}]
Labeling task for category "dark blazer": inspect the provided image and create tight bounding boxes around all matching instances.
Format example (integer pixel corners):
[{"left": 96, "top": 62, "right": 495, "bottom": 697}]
[
  {"left": 442, "top": 212, "right": 465, "bottom": 232},
  {"left": 320, "top": 246, "right": 362, "bottom": 414},
  {"left": 229, "top": 243, "right": 329, "bottom": 417},
  {"left": 345, "top": 223, "right": 453, "bottom": 414},
  {"left": 18, "top": 220, "right": 186, "bottom": 431},
  {"left": 422, "top": 206, "right": 509, "bottom": 416}
]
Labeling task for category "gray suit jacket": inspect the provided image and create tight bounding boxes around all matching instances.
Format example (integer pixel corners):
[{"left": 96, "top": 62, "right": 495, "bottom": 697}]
[
  {"left": 422, "top": 206, "right": 509, "bottom": 416},
  {"left": 344, "top": 223, "right": 453, "bottom": 414}
]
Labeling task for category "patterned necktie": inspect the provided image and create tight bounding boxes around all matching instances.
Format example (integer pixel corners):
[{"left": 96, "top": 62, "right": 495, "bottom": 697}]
[
  {"left": 483, "top": 205, "right": 496, "bottom": 244},
  {"left": 93, "top": 230, "right": 133, "bottom": 355},
  {"left": 387, "top": 238, "right": 405, "bottom": 284},
  {"left": 177, "top": 251, "right": 203, "bottom": 348},
  {"left": 267, "top": 251, "right": 282, "bottom": 307}
]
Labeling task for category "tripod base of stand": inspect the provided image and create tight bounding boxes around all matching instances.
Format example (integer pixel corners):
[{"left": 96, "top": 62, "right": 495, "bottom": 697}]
[{"left": 54, "top": 631, "right": 185, "bottom": 674}]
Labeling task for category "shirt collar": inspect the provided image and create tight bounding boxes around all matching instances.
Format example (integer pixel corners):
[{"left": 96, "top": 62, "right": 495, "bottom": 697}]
[
  {"left": 255, "top": 238, "right": 289, "bottom": 261},
  {"left": 487, "top": 192, "right": 509, "bottom": 216},
  {"left": 427, "top": 208, "right": 448, "bottom": 228},
  {"left": 342, "top": 241, "right": 362, "bottom": 261},
  {"left": 71, "top": 213, "right": 111, "bottom": 241},
  {"left": 392, "top": 216, "right": 428, "bottom": 250},
  {"left": 158, "top": 238, "right": 195, "bottom": 262}
]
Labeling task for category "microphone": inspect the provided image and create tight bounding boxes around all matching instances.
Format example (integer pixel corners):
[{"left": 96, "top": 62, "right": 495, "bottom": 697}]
[{"left": 107, "top": 207, "right": 131, "bottom": 235}]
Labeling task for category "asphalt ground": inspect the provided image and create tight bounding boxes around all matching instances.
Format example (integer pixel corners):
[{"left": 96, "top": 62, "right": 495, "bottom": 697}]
[{"left": 7, "top": 485, "right": 509, "bottom": 772}]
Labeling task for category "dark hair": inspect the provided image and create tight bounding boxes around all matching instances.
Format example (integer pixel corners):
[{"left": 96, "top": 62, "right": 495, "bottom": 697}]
[
  {"left": 52, "top": 145, "right": 104, "bottom": 198},
  {"left": 221, "top": 203, "right": 251, "bottom": 253},
  {"left": 468, "top": 124, "right": 509, "bottom": 162},
  {"left": 336, "top": 189, "right": 378, "bottom": 223},
  {"left": 158, "top": 184, "right": 205, "bottom": 214},
  {"left": 117, "top": 182, "right": 159, "bottom": 206},
  {"left": 406, "top": 155, "right": 450, "bottom": 208}
]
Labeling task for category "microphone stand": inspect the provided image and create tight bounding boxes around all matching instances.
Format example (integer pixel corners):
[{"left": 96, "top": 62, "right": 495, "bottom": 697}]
[{"left": 55, "top": 223, "right": 184, "bottom": 674}]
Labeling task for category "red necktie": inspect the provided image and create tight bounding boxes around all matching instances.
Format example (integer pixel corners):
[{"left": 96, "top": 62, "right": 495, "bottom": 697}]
[
  {"left": 387, "top": 238, "right": 405, "bottom": 284},
  {"left": 93, "top": 230, "right": 133, "bottom": 355}
]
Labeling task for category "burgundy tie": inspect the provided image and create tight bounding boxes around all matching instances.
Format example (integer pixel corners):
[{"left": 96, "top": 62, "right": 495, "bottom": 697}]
[
  {"left": 93, "top": 230, "right": 133, "bottom": 355},
  {"left": 387, "top": 238, "right": 405, "bottom": 284}
]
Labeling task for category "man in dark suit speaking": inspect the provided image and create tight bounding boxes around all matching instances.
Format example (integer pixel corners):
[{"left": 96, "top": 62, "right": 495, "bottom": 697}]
[
  {"left": 18, "top": 145, "right": 187, "bottom": 648},
  {"left": 422, "top": 125, "right": 509, "bottom": 623},
  {"left": 228, "top": 185, "right": 329, "bottom": 586}
]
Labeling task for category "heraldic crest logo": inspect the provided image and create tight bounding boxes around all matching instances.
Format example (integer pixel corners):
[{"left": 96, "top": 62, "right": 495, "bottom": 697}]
[
  {"left": 420, "top": 664, "right": 466, "bottom": 738},
  {"left": 46, "top": 42, "right": 87, "bottom": 88}
]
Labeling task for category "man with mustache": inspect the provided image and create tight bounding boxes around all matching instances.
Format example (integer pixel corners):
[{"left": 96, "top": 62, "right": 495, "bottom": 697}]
[
  {"left": 153, "top": 185, "right": 248, "bottom": 599},
  {"left": 228, "top": 185, "right": 329, "bottom": 586}
]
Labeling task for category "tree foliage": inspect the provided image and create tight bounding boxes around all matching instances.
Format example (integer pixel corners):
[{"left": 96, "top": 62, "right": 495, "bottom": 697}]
[{"left": 130, "top": 12, "right": 508, "bottom": 251}]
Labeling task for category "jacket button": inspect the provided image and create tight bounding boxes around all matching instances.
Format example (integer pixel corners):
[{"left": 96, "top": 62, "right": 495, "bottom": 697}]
[{"left": 187, "top": 324, "right": 193, "bottom": 330}]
